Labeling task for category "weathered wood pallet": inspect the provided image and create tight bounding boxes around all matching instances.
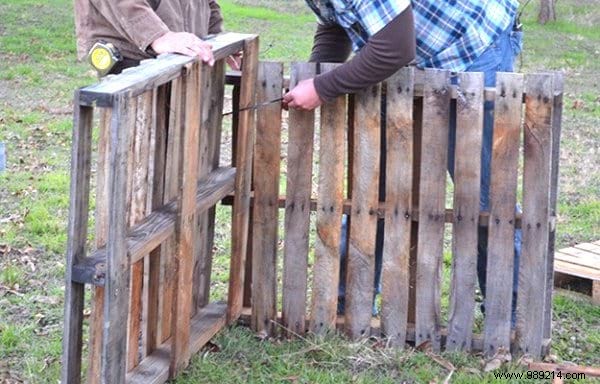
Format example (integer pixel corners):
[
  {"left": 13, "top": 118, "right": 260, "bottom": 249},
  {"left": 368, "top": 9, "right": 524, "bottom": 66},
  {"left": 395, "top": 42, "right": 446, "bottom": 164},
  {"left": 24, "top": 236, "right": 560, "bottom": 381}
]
[
  {"left": 62, "top": 33, "right": 258, "bottom": 384},
  {"left": 554, "top": 241, "right": 600, "bottom": 305},
  {"left": 64, "top": 52, "right": 564, "bottom": 384},
  {"left": 231, "top": 66, "right": 563, "bottom": 360}
]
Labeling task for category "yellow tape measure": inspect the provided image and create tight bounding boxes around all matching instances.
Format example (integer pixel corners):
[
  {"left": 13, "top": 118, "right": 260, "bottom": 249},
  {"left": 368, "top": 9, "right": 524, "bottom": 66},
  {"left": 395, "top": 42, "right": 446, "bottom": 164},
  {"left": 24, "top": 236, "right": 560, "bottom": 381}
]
[{"left": 88, "top": 41, "right": 122, "bottom": 77}]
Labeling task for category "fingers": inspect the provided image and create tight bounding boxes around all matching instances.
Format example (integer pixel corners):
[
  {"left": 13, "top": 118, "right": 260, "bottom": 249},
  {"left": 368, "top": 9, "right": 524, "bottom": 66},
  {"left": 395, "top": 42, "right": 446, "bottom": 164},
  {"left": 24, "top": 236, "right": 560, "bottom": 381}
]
[{"left": 151, "top": 32, "right": 215, "bottom": 66}]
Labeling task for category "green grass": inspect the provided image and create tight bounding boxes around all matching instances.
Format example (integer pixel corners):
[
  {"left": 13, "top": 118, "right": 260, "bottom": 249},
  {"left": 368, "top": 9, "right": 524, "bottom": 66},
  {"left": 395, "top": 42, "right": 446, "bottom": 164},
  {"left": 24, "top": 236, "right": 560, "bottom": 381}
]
[{"left": 0, "top": 0, "right": 598, "bottom": 383}]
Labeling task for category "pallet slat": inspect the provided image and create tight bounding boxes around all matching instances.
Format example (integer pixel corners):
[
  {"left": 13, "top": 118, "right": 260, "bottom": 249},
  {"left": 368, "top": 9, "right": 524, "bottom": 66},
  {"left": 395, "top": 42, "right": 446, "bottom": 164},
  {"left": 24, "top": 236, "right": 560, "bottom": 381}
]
[
  {"left": 380, "top": 67, "right": 414, "bottom": 346},
  {"left": 101, "top": 93, "right": 135, "bottom": 383},
  {"left": 310, "top": 63, "right": 346, "bottom": 334},
  {"left": 128, "top": 90, "right": 153, "bottom": 371},
  {"left": 86, "top": 106, "right": 111, "bottom": 384},
  {"left": 170, "top": 61, "right": 202, "bottom": 376},
  {"left": 228, "top": 37, "right": 259, "bottom": 323},
  {"left": 447, "top": 72, "right": 484, "bottom": 352},
  {"left": 282, "top": 62, "right": 316, "bottom": 337},
  {"left": 251, "top": 61, "right": 283, "bottom": 336},
  {"left": 483, "top": 72, "right": 524, "bottom": 357},
  {"left": 544, "top": 73, "right": 564, "bottom": 339},
  {"left": 516, "top": 74, "right": 554, "bottom": 358},
  {"left": 346, "top": 81, "right": 381, "bottom": 339},
  {"left": 61, "top": 96, "right": 94, "bottom": 384},
  {"left": 415, "top": 69, "right": 450, "bottom": 351}
]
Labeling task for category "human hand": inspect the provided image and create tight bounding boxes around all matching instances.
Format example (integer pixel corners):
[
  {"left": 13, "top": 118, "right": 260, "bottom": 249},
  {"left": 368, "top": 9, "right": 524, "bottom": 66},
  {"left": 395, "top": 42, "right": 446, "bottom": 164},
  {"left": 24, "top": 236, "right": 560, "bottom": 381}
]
[
  {"left": 282, "top": 78, "right": 323, "bottom": 111},
  {"left": 150, "top": 31, "right": 214, "bottom": 66},
  {"left": 226, "top": 51, "right": 242, "bottom": 71}
]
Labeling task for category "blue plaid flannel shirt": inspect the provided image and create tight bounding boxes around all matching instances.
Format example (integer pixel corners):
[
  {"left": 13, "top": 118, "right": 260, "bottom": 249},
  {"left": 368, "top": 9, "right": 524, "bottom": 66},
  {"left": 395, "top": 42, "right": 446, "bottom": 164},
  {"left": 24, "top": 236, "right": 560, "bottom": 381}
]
[
  {"left": 305, "top": 0, "right": 519, "bottom": 72},
  {"left": 305, "top": 0, "right": 411, "bottom": 51}
]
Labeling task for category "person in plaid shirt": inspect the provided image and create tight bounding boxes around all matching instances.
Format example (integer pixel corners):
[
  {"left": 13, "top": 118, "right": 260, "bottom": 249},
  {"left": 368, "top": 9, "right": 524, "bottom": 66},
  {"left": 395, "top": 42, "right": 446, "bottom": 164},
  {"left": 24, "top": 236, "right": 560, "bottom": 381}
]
[{"left": 284, "top": 0, "right": 523, "bottom": 320}]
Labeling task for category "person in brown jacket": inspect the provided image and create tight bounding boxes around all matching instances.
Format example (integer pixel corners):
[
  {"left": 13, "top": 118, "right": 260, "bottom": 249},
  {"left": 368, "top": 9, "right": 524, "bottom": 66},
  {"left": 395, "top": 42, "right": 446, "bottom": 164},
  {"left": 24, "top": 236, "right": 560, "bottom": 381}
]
[{"left": 74, "top": 0, "right": 229, "bottom": 74}]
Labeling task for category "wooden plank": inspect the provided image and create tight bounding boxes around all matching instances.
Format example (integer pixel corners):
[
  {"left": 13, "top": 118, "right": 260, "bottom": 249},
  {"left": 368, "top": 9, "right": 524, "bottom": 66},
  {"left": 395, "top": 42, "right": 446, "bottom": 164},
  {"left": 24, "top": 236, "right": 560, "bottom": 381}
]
[
  {"left": 380, "top": 67, "right": 414, "bottom": 347},
  {"left": 194, "top": 61, "right": 226, "bottom": 310},
  {"left": 160, "top": 78, "right": 183, "bottom": 344},
  {"left": 127, "top": 90, "right": 153, "bottom": 371},
  {"left": 281, "top": 62, "right": 316, "bottom": 337},
  {"left": 170, "top": 62, "right": 202, "bottom": 376},
  {"left": 86, "top": 107, "right": 111, "bottom": 384},
  {"left": 309, "top": 63, "right": 346, "bottom": 335},
  {"left": 188, "top": 302, "right": 228, "bottom": 354},
  {"left": 101, "top": 93, "right": 135, "bottom": 384},
  {"left": 555, "top": 249, "right": 600, "bottom": 271},
  {"left": 414, "top": 69, "right": 450, "bottom": 352},
  {"left": 574, "top": 243, "right": 600, "bottom": 256},
  {"left": 221, "top": 195, "right": 524, "bottom": 228},
  {"left": 593, "top": 281, "right": 600, "bottom": 305},
  {"left": 146, "top": 84, "right": 169, "bottom": 354},
  {"left": 345, "top": 82, "right": 381, "bottom": 340},
  {"left": 227, "top": 37, "right": 259, "bottom": 323},
  {"left": 127, "top": 303, "right": 227, "bottom": 384},
  {"left": 79, "top": 33, "right": 255, "bottom": 107},
  {"left": 554, "top": 259, "right": 599, "bottom": 282},
  {"left": 483, "top": 72, "right": 524, "bottom": 357},
  {"left": 447, "top": 72, "right": 484, "bottom": 352},
  {"left": 61, "top": 94, "right": 93, "bottom": 384},
  {"left": 516, "top": 73, "right": 554, "bottom": 359},
  {"left": 251, "top": 61, "right": 283, "bottom": 336},
  {"left": 544, "top": 73, "right": 564, "bottom": 340}
]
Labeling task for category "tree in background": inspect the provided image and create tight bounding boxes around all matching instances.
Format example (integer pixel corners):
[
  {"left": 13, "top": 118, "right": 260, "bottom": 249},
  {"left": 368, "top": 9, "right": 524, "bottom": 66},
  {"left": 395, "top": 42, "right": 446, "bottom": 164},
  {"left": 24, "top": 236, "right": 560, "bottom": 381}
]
[{"left": 539, "top": 0, "right": 556, "bottom": 24}]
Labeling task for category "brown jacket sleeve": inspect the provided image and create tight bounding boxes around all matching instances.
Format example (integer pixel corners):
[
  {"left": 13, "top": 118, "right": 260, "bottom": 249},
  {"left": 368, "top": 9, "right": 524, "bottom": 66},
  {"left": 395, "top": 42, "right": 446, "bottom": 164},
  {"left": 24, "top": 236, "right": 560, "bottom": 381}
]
[
  {"left": 313, "top": 6, "right": 416, "bottom": 103},
  {"left": 208, "top": 0, "right": 224, "bottom": 34},
  {"left": 89, "top": 0, "right": 169, "bottom": 51}
]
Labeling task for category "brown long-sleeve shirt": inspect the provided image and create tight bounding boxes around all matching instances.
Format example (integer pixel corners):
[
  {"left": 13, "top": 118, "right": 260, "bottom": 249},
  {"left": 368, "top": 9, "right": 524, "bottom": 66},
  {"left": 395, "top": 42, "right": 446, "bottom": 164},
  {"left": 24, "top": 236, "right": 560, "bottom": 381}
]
[
  {"left": 309, "top": 6, "right": 415, "bottom": 103},
  {"left": 74, "top": 0, "right": 223, "bottom": 61}
]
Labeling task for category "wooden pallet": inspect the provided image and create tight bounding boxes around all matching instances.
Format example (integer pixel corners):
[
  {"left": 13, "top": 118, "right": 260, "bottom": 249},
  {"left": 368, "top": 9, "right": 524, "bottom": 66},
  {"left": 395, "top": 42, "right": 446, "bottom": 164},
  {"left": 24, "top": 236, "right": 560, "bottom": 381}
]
[{"left": 554, "top": 241, "right": 600, "bottom": 304}]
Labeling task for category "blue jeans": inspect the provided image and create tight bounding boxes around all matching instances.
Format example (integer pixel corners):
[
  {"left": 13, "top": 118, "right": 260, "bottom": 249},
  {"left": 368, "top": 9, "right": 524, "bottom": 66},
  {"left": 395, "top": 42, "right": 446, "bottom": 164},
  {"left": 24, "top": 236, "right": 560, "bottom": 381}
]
[{"left": 339, "top": 25, "right": 524, "bottom": 318}]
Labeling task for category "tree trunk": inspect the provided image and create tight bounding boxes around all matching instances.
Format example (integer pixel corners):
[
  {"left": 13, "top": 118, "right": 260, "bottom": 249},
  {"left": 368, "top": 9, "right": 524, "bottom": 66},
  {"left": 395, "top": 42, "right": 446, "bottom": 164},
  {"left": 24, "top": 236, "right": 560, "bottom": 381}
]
[{"left": 538, "top": 0, "right": 556, "bottom": 25}]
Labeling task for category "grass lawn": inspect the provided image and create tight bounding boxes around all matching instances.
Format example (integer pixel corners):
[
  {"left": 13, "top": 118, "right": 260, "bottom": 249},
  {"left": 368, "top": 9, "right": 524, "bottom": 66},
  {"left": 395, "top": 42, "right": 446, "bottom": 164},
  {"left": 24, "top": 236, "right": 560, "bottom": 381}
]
[{"left": 0, "top": 0, "right": 598, "bottom": 383}]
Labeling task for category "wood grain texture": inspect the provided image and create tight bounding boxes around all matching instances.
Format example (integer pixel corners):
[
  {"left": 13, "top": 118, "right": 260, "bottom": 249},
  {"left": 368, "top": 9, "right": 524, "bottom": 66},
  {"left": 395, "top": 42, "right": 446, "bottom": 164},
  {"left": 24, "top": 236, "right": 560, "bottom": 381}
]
[
  {"left": 79, "top": 33, "right": 255, "bottom": 107},
  {"left": 61, "top": 94, "right": 93, "bottom": 384},
  {"left": 160, "top": 78, "right": 184, "bottom": 344},
  {"left": 127, "top": 303, "right": 227, "bottom": 384},
  {"left": 310, "top": 63, "right": 346, "bottom": 335},
  {"left": 101, "top": 93, "right": 135, "bottom": 384},
  {"left": 380, "top": 67, "right": 414, "bottom": 347},
  {"left": 544, "top": 73, "right": 564, "bottom": 340},
  {"left": 345, "top": 82, "right": 381, "bottom": 340},
  {"left": 483, "top": 72, "right": 524, "bottom": 357},
  {"left": 251, "top": 61, "right": 283, "bottom": 336},
  {"left": 86, "top": 107, "right": 111, "bottom": 384},
  {"left": 515, "top": 73, "right": 554, "bottom": 359},
  {"left": 446, "top": 72, "right": 484, "bottom": 352},
  {"left": 227, "top": 37, "right": 259, "bottom": 323},
  {"left": 415, "top": 69, "right": 450, "bottom": 352},
  {"left": 127, "top": 90, "right": 153, "bottom": 371},
  {"left": 282, "top": 62, "right": 316, "bottom": 337},
  {"left": 170, "top": 62, "right": 202, "bottom": 376}
]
